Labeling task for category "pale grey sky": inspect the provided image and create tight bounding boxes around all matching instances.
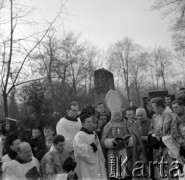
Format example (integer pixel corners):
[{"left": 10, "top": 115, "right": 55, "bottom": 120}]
[{"left": 26, "top": 0, "right": 173, "bottom": 50}]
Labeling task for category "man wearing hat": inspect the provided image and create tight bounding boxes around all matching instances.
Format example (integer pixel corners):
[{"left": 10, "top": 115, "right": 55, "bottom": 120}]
[{"left": 2, "top": 134, "right": 21, "bottom": 171}]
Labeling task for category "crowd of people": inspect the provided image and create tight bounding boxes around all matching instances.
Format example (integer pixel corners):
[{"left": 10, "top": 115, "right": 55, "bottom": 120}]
[{"left": 1, "top": 87, "right": 185, "bottom": 180}]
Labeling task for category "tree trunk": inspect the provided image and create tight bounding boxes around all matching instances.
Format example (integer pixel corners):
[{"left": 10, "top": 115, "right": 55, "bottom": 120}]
[
  {"left": 162, "top": 74, "right": 166, "bottom": 89},
  {"left": 150, "top": 66, "right": 156, "bottom": 90},
  {"left": 89, "top": 75, "right": 92, "bottom": 95},
  {"left": 135, "top": 79, "right": 140, "bottom": 106},
  {"left": 73, "top": 80, "right": 76, "bottom": 99},
  {"left": 3, "top": 91, "right": 8, "bottom": 118},
  {"left": 84, "top": 72, "right": 87, "bottom": 97},
  {"left": 126, "top": 81, "right": 130, "bottom": 104},
  {"left": 3, "top": 0, "right": 13, "bottom": 119}
]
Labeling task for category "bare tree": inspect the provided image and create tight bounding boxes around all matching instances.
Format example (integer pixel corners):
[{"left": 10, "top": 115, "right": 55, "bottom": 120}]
[
  {"left": 33, "top": 31, "right": 99, "bottom": 114},
  {"left": 172, "top": 32, "right": 185, "bottom": 57},
  {"left": 32, "top": 30, "right": 60, "bottom": 112},
  {"left": 130, "top": 52, "right": 148, "bottom": 104},
  {"left": 152, "top": 0, "right": 185, "bottom": 59},
  {"left": 0, "top": 0, "right": 66, "bottom": 118},
  {"left": 146, "top": 47, "right": 173, "bottom": 90},
  {"left": 107, "top": 37, "right": 141, "bottom": 103},
  {"left": 152, "top": 0, "right": 185, "bottom": 27}
]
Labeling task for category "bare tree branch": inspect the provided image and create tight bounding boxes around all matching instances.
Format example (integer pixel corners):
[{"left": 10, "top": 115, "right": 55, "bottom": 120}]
[{"left": 7, "top": 2, "right": 67, "bottom": 95}]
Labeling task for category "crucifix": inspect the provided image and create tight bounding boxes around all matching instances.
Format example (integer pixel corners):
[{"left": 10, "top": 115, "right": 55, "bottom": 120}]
[{"left": 117, "top": 127, "right": 121, "bottom": 134}]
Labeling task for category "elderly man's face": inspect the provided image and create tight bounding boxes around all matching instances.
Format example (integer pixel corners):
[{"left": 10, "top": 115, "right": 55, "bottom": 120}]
[{"left": 136, "top": 111, "right": 147, "bottom": 123}]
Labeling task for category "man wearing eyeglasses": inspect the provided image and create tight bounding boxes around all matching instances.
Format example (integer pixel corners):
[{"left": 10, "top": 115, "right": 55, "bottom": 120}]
[{"left": 56, "top": 102, "right": 82, "bottom": 153}]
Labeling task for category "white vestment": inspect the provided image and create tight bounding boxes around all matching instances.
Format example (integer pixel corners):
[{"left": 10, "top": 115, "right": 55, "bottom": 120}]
[
  {"left": 2, "top": 154, "right": 12, "bottom": 171},
  {"left": 164, "top": 106, "right": 173, "bottom": 114},
  {"left": 56, "top": 117, "right": 82, "bottom": 152},
  {"left": 73, "top": 130, "right": 107, "bottom": 180},
  {"left": 3, "top": 157, "right": 40, "bottom": 180}
]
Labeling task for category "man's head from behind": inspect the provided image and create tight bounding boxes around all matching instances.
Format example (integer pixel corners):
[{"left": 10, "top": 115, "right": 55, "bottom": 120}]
[
  {"left": 180, "top": 87, "right": 185, "bottom": 99},
  {"left": 172, "top": 100, "right": 184, "bottom": 115},
  {"left": 136, "top": 108, "right": 147, "bottom": 123},
  {"left": 17, "top": 142, "right": 32, "bottom": 162},
  {"left": 7, "top": 134, "right": 21, "bottom": 152},
  {"left": 67, "top": 102, "right": 79, "bottom": 119},
  {"left": 53, "top": 135, "right": 65, "bottom": 153}
]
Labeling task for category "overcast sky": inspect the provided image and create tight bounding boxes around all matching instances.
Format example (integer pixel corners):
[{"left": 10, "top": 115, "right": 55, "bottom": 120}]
[
  {"left": 13, "top": 0, "right": 172, "bottom": 52},
  {"left": 28, "top": 0, "right": 173, "bottom": 50}
]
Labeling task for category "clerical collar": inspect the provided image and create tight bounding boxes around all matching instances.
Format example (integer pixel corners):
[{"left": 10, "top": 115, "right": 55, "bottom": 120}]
[
  {"left": 65, "top": 115, "right": 78, "bottom": 122},
  {"left": 80, "top": 127, "right": 94, "bottom": 134},
  {"left": 15, "top": 156, "right": 32, "bottom": 164},
  {"left": 8, "top": 148, "right": 17, "bottom": 160}
]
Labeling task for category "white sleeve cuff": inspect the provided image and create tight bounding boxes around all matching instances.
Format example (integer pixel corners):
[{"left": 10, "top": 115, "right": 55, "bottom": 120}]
[
  {"left": 53, "top": 174, "right": 68, "bottom": 180},
  {"left": 128, "top": 137, "right": 133, "bottom": 147}
]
